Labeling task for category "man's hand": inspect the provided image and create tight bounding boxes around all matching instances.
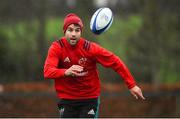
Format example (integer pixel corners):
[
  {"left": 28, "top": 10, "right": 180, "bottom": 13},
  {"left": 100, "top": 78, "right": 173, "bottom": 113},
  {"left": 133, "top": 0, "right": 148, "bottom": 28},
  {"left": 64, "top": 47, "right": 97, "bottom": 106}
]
[
  {"left": 130, "top": 85, "right": 145, "bottom": 100},
  {"left": 64, "top": 65, "right": 88, "bottom": 77}
]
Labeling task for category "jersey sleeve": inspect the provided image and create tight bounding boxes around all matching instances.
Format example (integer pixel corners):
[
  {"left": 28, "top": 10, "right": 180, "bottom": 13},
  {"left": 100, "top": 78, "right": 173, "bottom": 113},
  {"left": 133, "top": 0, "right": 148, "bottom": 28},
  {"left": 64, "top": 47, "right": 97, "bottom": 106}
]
[
  {"left": 44, "top": 42, "right": 66, "bottom": 79},
  {"left": 91, "top": 43, "right": 136, "bottom": 89}
]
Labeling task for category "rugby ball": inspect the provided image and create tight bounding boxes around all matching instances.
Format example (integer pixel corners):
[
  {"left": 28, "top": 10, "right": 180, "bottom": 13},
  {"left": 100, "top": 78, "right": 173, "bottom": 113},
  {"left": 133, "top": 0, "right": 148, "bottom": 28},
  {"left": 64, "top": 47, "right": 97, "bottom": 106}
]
[{"left": 90, "top": 7, "right": 113, "bottom": 35}]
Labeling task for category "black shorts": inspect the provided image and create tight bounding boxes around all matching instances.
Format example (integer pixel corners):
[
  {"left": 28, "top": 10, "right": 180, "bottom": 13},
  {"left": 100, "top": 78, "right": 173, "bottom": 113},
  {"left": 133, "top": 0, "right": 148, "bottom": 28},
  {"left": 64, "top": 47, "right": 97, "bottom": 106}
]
[{"left": 57, "top": 97, "right": 100, "bottom": 118}]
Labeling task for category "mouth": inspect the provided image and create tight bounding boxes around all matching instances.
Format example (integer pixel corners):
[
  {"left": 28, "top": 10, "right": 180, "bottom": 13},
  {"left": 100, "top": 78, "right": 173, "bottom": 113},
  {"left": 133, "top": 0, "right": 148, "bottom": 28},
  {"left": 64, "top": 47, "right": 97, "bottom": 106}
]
[{"left": 70, "top": 38, "right": 76, "bottom": 41}]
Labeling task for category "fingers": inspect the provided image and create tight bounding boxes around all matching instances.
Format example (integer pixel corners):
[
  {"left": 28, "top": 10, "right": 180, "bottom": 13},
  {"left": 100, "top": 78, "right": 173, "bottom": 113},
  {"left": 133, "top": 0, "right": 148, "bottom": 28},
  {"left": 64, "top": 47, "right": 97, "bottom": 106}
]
[
  {"left": 65, "top": 65, "right": 88, "bottom": 77},
  {"left": 130, "top": 85, "right": 146, "bottom": 100},
  {"left": 72, "top": 71, "right": 88, "bottom": 77},
  {"left": 132, "top": 92, "right": 138, "bottom": 99},
  {"left": 71, "top": 65, "right": 84, "bottom": 72},
  {"left": 138, "top": 91, "right": 146, "bottom": 100},
  {"left": 133, "top": 91, "right": 145, "bottom": 100}
]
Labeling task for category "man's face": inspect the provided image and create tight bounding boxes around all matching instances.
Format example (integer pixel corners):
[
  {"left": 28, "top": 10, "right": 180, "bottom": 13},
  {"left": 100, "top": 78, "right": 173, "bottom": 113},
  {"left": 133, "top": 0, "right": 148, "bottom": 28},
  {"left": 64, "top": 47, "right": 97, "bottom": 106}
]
[{"left": 65, "top": 24, "right": 81, "bottom": 46}]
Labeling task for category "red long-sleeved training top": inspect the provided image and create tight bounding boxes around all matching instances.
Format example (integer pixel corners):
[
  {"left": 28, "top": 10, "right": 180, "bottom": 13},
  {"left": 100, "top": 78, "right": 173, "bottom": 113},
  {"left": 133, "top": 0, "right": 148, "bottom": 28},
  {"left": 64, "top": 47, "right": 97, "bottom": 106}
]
[{"left": 44, "top": 37, "right": 136, "bottom": 99}]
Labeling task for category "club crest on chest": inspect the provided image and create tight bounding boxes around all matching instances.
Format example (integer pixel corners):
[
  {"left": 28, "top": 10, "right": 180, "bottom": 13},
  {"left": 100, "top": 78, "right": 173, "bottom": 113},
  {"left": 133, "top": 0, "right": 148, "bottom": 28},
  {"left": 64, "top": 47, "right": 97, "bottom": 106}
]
[{"left": 78, "top": 57, "right": 87, "bottom": 66}]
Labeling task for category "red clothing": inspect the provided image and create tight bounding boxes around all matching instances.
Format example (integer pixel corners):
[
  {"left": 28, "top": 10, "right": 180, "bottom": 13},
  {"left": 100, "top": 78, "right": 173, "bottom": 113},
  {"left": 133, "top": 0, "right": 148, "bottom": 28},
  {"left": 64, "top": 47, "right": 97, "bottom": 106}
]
[{"left": 44, "top": 37, "right": 136, "bottom": 99}]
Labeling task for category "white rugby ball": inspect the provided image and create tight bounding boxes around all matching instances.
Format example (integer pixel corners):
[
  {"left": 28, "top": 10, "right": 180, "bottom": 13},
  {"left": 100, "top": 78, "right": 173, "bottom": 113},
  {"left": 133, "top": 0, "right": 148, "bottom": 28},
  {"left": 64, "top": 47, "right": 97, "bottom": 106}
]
[{"left": 90, "top": 7, "right": 113, "bottom": 35}]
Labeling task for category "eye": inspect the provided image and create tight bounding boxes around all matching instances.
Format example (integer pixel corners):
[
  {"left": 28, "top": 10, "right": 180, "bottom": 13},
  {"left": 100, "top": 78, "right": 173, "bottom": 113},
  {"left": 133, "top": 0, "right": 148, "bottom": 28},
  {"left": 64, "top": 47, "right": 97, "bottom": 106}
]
[
  {"left": 75, "top": 28, "right": 81, "bottom": 32},
  {"left": 67, "top": 28, "right": 73, "bottom": 32}
]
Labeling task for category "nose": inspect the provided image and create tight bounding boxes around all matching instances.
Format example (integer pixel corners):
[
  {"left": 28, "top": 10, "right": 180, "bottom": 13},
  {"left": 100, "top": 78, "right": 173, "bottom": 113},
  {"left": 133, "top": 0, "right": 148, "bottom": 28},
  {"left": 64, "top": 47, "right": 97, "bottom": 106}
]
[{"left": 72, "top": 30, "right": 76, "bottom": 36}]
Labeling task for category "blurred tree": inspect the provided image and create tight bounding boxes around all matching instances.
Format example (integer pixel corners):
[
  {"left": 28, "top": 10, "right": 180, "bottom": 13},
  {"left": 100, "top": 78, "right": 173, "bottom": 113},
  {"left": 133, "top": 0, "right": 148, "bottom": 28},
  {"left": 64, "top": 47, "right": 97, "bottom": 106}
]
[
  {"left": 35, "top": 0, "right": 48, "bottom": 80},
  {"left": 76, "top": 0, "right": 96, "bottom": 41},
  {"left": 0, "top": 0, "right": 179, "bottom": 84},
  {"left": 0, "top": 0, "right": 48, "bottom": 81},
  {"left": 0, "top": 30, "right": 12, "bottom": 82},
  {"left": 126, "top": 0, "right": 180, "bottom": 86}
]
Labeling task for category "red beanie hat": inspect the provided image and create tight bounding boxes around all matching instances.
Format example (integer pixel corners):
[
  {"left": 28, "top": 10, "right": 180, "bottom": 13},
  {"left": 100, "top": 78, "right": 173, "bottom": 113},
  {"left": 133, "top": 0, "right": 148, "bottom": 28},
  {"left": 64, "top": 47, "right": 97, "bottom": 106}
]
[{"left": 63, "top": 13, "right": 83, "bottom": 33}]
